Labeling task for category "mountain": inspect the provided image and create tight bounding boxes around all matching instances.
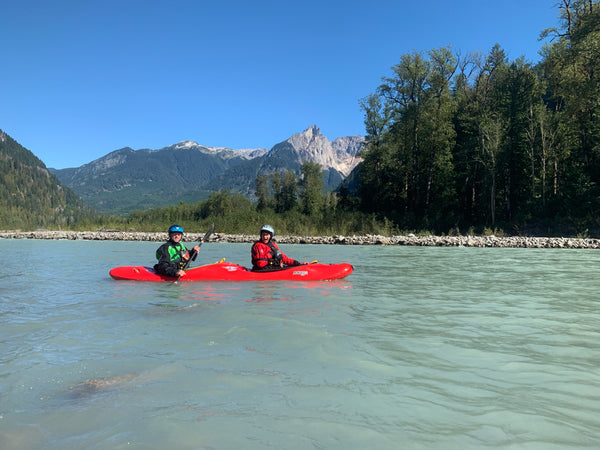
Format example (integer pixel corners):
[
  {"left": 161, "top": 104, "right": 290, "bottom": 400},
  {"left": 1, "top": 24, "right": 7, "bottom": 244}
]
[
  {"left": 50, "top": 143, "right": 244, "bottom": 214},
  {"left": 286, "top": 125, "right": 364, "bottom": 177},
  {"left": 51, "top": 126, "right": 364, "bottom": 215},
  {"left": 210, "top": 126, "right": 363, "bottom": 197},
  {"left": 0, "top": 129, "right": 96, "bottom": 229}
]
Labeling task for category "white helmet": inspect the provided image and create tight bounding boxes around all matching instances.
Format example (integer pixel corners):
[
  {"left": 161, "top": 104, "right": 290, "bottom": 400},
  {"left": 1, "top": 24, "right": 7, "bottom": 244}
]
[{"left": 260, "top": 224, "right": 274, "bottom": 237}]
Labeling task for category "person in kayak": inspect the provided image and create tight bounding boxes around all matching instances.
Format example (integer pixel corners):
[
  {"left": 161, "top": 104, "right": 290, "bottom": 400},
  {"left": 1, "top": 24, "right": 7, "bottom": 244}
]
[
  {"left": 251, "top": 224, "right": 307, "bottom": 271},
  {"left": 154, "top": 224, "right": 201, "bottom": 278}
]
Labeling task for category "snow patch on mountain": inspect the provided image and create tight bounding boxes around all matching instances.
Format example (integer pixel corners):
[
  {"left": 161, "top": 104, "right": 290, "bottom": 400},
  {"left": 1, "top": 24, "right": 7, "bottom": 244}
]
[{"left": 171, "top": 140, "right": 269, "bottom": 159}]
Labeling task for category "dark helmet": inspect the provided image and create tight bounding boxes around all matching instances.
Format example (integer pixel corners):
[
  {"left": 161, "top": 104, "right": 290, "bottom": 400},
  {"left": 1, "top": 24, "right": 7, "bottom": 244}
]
[
  {"left": 168, "top": 224, "right": 184, "bottom": 234},
  {"left": 260, "top": 224, "right": 274, "bottom": 237}
]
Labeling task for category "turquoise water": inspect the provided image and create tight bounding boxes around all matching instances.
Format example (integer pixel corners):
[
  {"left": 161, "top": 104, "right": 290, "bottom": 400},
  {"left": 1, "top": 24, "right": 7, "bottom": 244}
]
[{"left": 1, "top": 239, "right": 599, "bottom": 449}]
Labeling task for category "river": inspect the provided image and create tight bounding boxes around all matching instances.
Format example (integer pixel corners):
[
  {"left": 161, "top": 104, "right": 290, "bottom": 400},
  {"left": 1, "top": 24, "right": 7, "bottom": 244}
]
[{"left": 1, "top": 239, "right": 599, "bottom": 449}]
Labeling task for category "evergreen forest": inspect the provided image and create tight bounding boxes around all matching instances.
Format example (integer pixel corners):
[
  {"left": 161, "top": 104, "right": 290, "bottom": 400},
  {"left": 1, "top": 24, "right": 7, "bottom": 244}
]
[{"left": 357, "top": 1, "right": 600, "bottom": 236}]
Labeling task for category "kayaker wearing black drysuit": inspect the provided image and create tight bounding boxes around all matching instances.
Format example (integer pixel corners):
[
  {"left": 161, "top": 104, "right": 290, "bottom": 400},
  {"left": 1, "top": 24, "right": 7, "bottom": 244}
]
[
  {"left": 251, "top": 224, "right": 307, "bottom": 271},
  {"left": 154, "top": 225, "right": 200, "bottom": 278}
]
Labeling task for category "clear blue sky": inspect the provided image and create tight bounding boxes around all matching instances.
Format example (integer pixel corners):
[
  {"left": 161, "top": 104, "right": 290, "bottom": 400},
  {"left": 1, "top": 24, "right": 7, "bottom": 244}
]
[{"left": 1, "top": 1, "right": 559, "bottom": 169}]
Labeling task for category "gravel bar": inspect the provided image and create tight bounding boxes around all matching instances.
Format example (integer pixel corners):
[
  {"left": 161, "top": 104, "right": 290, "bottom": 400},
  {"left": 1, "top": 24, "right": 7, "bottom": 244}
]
[{"left": 1, "top": 230, "right": 599, "bottom": 249}]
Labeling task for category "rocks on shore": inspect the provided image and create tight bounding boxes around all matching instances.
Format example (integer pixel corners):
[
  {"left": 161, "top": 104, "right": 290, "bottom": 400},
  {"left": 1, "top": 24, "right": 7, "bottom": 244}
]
[{"left": 1, "top": 230, "right": 599, "bottom": 249}]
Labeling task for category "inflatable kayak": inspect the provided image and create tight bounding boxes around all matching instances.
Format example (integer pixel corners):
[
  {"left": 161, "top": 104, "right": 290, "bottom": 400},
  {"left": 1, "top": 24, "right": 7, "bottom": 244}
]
[{"left": 109, "top": 261, "right": 353, "bottom": 282}]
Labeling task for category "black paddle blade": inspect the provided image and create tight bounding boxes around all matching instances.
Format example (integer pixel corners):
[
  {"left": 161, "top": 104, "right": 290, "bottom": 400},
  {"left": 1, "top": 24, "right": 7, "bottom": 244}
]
[{"left": 203, "top": 223, "right": 215, "bottom": 242}]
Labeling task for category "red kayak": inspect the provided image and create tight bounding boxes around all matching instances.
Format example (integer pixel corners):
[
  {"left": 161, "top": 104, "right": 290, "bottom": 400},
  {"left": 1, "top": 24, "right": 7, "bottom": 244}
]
[{"left": 109, "top": 261, "right": 353, "bottom": 282}]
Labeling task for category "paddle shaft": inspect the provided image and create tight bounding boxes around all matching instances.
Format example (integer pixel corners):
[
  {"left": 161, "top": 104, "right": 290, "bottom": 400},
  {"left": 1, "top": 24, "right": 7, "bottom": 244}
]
[{"left": 177, "top": 223, "right": 214, "bottom": 280}]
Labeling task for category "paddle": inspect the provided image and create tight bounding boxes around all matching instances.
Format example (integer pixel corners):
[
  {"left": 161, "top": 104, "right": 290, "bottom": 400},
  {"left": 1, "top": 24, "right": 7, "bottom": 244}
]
[{"left": 176, "top": 223, "right": 214, "bottom": 280}]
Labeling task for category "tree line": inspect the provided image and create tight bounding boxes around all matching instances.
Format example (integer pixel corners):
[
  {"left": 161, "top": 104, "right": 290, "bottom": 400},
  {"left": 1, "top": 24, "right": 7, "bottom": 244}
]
[
  {"left": 117, "top": 161, "right": 396, "bottom": 236},
  {"left": 356, "top": 1, "right": 600, "bottom": 236}
]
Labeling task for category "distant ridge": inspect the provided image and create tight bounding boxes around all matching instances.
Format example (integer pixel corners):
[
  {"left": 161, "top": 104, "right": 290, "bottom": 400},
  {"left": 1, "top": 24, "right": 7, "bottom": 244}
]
[{"left": 50, "top": 126, "right": 364, "bottom": 215}]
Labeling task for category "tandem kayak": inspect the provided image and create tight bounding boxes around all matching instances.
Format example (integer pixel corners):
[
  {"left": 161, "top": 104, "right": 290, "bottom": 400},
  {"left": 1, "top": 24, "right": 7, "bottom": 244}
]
[{"left": 109, "top": 261, "right": 353, "bottom": 282}]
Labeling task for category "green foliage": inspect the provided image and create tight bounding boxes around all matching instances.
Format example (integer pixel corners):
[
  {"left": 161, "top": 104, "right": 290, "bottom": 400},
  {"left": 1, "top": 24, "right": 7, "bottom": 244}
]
[
  {"left": 299, "top": 162, "right": 324, "bottom": 216},
  {"left": 254, "top": 174, "right": 269, "bottom": 211},
  {"left": 358, "top": 48, "right": 459, "bottom": 230},
  {"left": 270, "top": 171, "right": 298, "bottom": 213},
  {"left": 99, "top": 189, "right": 394, "bottom": 236}
]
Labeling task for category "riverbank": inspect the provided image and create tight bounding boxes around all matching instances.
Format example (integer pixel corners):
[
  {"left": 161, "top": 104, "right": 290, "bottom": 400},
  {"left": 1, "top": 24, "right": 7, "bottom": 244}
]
[{"left": 1, "top": 230, "right": 599, "bottom": 248}]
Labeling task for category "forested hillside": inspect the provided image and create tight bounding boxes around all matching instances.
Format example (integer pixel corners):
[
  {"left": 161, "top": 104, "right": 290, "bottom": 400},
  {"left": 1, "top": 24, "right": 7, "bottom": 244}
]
[
  {"left": 0, "top": 130, "right": 98, "bottom": 229},
  {"left": 356, "top": 1, "right": 600, "bottom": 235}
]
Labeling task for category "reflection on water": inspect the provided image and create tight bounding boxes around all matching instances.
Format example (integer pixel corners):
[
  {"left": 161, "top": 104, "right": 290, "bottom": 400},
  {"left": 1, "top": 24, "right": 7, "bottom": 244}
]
[{"left": 0, "top": 240, "right": 599, "bottom": 449}]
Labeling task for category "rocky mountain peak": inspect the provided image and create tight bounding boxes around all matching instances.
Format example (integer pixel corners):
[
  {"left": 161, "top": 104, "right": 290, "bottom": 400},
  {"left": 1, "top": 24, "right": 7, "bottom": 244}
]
[
  {"left": 285, "top": 125, "right": 364, "bottom": 177},
  {"left": 304, "top": 125, "right": 322, "bottom": 137},
  {"left": 288, "top": 125, "right": 324, "bottom": 149}
]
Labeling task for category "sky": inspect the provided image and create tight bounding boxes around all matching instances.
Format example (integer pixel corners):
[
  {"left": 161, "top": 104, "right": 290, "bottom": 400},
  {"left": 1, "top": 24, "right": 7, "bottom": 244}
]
[{"left": 1, "top": 0, "right": 560, "bottom": 169}]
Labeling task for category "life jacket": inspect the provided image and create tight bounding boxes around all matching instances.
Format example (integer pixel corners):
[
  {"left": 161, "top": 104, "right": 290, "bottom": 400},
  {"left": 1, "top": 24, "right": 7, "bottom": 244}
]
[
  {"left": 252, "top": 240, "right": 282, "bottom": 268},
  {"left": 156, "top": 241, "right": 188, "bottom": 269}
]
